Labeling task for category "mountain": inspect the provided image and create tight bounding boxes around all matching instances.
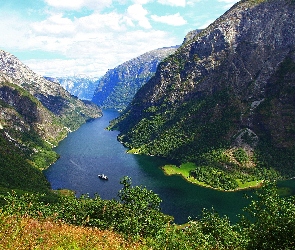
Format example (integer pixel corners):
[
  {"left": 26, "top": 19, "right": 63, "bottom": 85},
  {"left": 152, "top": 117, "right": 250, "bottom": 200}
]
[
  {"left": 0, "top": 50, "right": 101, "bottom": 130},
  {"left": 44, "top": 76, "right": 99, "bottom": 101},
  {"left": 0, "top": 50, "right": 101, "bottom": 191},
  {"left": 91, "top": 46, "right": 178, "bottom": 110},
  {"left": 109, "top": 0, "right": 295, "bottom": 186}
]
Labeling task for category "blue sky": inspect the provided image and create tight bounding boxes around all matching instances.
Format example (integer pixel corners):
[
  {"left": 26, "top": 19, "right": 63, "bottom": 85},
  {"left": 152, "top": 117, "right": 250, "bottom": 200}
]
[{"left": 0, "top": 0, "right": 238, "bottom": 77}]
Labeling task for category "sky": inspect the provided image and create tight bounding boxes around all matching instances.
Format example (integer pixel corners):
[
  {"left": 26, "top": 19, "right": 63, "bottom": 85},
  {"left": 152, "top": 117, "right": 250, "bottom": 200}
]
[{"left": 0, "top": 0, "right": 238, "bottom": 77}]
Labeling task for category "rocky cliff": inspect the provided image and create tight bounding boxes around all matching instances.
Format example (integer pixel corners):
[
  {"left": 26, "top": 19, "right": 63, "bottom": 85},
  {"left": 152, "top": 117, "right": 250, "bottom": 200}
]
[
  {"left": 0, "top": 50, "right": 101, "bottom": 130},
  {"left": 92, "top": 46, "right": 178, "bottom": 110},
  {"left": 110, "top": 0, "right": 295, "bottom": 180}
]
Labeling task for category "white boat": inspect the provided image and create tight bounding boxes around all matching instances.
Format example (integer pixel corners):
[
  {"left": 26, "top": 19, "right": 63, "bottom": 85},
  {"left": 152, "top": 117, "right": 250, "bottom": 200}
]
[{"left": 98, "top": 174, "right": 108, "bottom": 180}]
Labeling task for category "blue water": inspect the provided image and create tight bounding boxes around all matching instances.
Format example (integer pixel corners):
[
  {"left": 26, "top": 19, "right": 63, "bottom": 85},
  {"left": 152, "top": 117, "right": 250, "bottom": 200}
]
[{"left": 44, "top": 110, "right": 293, "bottom": 224}]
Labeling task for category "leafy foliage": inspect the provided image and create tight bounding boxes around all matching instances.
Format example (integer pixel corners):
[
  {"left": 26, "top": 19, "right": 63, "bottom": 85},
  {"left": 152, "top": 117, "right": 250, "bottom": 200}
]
[
  {"left": 242, "top": 184, "right": 295, "bottom": 250},
  {"left": 0, "top": 134, "right": 51, "bottom": 193},
  {"left": 117, "top": 176, "right": 170, "bottom": 238},
  {"left": 0, "top": 177, "right": 171, "bottom": 239},
  {"left": 116, "top": 89, "right": 239, "bottom": 162},
  {"left": 190, "top": 166, "right": 239, "bottom": 190},
  {"left": 233, "top": 148, "right": 249, "bottom": 164},
  {"left": 1, "top": 181, "right": 294, "bottom": 249}
]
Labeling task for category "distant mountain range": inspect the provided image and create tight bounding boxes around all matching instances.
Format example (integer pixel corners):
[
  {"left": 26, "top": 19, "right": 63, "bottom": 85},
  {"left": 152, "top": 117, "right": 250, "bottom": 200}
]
[
  {"left": 92, "top": 46, "right": 178, "bottom": 110},
  {"left": 110, "top": 0, "right": 295, "bottom": 185},
  {"left": 44, "top": 76, "right": 99, "bottom": 101}
]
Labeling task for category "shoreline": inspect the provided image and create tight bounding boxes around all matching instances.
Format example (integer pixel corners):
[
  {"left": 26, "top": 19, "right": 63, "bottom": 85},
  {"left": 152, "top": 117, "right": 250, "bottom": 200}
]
[
  {"left": 161, "top": 165, "right": 264, "bottom": 192},
  {"left": 124, "top": 149, "right": 264, "bottom": 192}
]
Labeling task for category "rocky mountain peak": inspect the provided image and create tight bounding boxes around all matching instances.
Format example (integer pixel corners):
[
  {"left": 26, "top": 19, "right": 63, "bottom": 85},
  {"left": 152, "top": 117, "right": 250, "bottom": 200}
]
[
  {"left": 110, "top": 0, "right": 295, "bottom": 177},
  {"left": 0, "top": 50, "right": 63, "bottom": 97},
  {"left": 0, "top": 50, "right": 101, "bottom": 120},
  {"left": 45, "top": 76, "right": 99, "bottom": 101}
]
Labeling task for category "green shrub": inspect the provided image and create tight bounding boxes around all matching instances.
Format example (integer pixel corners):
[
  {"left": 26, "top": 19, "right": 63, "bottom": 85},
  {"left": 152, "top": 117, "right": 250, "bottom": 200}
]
[{"left": 233, "top": 148, "right": 249, "bottom": 164}]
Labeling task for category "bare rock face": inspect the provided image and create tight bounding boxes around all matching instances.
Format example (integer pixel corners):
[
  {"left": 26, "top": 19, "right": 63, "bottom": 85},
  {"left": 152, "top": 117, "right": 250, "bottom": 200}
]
[
  {"left": 91, "top": 46, "right": 178, "bottom": 110},
  {"left": 0, "top": 50, "right": 65, "bottom": 97},
  {"left": 0, "top": 50, "right": 101, "bottom": 129},
  {"left": 111, "top": 0, "right": 295, "bottom": 173}
]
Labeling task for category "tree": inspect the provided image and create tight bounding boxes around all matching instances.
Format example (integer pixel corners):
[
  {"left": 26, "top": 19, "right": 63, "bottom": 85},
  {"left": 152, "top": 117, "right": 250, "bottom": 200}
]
[
  {"left": 117, "top": 176, "right": 172, "bottom": 238},
  {"left": 118, "top": 176, "right": 161, "bottom": 211},
  {"left": 242, "top": 183, "right": 295, "bottom": 250}
]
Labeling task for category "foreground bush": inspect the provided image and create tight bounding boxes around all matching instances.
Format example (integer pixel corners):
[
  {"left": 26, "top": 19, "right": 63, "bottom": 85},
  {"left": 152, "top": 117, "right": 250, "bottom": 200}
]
[
  {"left": 1, "top": 180, "right": 295, "bottom": 249},
  {"left": 1, "top": 177, "right": 171, "bottom": 239}
]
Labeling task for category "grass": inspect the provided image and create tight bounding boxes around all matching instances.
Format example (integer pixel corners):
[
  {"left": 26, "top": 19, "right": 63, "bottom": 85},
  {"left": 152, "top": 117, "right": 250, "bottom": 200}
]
[
  {"left": 236, "top": 179, "right": 264, "bottom": 189},
  {"left": 162, "top": 163, "right": 263, "bottom": 191},
  {"left": 162, "top": 163, "right": 212, "bottom": 187},
  {"left": 0, "top": 212, "right": 142, "bottom": 250},
  {"left": 127, "top": 148, "right": 142, "bottom": 154},
  {"left": 162, "top": 162, "right": 196, "bottom": 178}
]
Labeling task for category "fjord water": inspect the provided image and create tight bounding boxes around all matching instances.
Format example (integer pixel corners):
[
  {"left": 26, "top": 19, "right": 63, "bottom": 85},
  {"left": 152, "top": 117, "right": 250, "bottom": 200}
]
[{"left": 44, "top": 110, "right": 253, "bottom": 224}]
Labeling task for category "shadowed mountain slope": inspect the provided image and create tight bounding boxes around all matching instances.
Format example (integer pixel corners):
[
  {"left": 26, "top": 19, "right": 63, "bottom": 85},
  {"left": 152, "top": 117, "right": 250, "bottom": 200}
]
[{"left": 92, "top": 46, "right": 178, "bottom": 110}]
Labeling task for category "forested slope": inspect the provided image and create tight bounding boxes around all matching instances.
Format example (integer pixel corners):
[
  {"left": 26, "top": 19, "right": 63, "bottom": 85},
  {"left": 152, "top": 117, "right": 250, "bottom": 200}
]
[
  {"left": 110, "top": 0, "right": 295, "bottom": 189},
  {"left": 0, "top": 50, "right": 101, "bottom": 193}
]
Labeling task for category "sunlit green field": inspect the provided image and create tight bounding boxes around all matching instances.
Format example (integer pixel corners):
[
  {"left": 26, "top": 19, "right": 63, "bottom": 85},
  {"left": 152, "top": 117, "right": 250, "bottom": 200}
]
[{"left": 162, "top": 163, "right": 263, "bottom": 191}]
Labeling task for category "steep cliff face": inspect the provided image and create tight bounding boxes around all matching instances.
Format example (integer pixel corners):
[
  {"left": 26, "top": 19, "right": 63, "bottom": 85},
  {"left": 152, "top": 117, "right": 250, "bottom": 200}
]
[
  {"left": 111, "top": 0, "right": 295, "bottom": 176},
  {"left": 0, "top": 50, "right": 101, "bottom": 191},
  {"left": 92, "top": 46, "right": 178, "bottom": 110}
]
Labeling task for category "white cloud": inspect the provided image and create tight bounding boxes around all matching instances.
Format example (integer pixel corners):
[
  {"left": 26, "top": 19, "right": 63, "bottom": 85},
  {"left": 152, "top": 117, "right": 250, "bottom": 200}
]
[
  {"left": 76, "top": 12, "right": 126, "bottom": 32},
  {"left": 132, "top": 0, "right": 152, "bottom": 4},
  {"left": 187, "top": 0, "right": 201, "bottom": 6},
  {"left": 0, "top": 2, "right": 180, "bottom": 77},
  {"left": 127, "top": 4, "right": 152, "bottom": 29},
  {"left": 151, "top": 13, "right": 187, "bottom": 26},
  {"left": 23, "top": 28, "right": 176, "bottom": 77},
  {"left": 7, "top": 8, "right": 176, "bottom": 77},
  {"left": 24, "top": 58, "right": 104, "bottom": 77},
  {"left": 157, "top": 0, "right": 186, "bottom": 7},
  {"left": 27, "top": 11, "right": 129, "bottom": 54},
  {"left": 45, "top": 0, "right": 82, "bottom": 10},
  {"left": 44, "top": 0, "right": 112, "bottom": 10},
  {"left": 31, "top": 14, "right": 75, "bottom": 37},
  {"left": 0, "top": 12, "right": 32, "bottom": 50}
]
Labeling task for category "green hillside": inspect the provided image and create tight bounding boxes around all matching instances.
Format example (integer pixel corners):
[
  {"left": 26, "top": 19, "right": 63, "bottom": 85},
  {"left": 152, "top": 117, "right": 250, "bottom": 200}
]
[
  {"left": 1, "top": 0, "right": 295, "bottom": 249},
  {"left": 109, "top": 0, "right": 295, "bottom": 190}
]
